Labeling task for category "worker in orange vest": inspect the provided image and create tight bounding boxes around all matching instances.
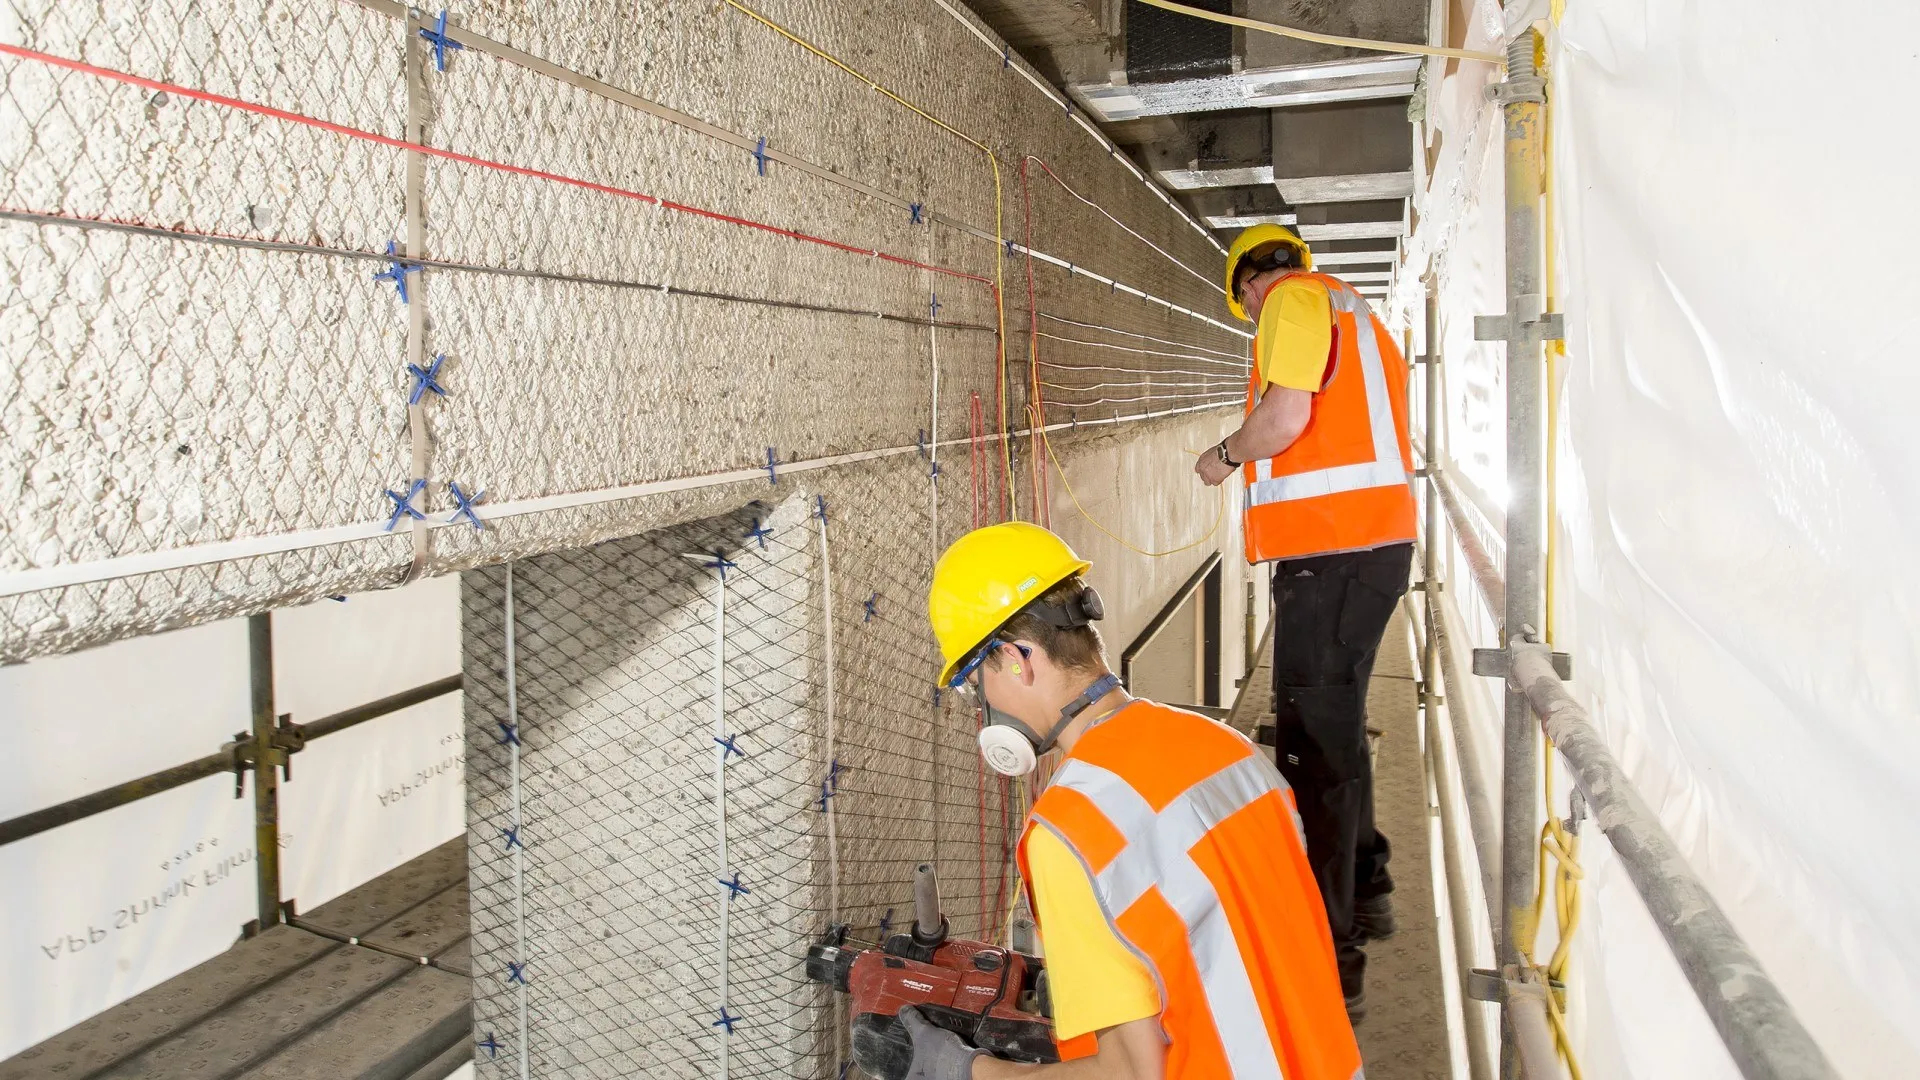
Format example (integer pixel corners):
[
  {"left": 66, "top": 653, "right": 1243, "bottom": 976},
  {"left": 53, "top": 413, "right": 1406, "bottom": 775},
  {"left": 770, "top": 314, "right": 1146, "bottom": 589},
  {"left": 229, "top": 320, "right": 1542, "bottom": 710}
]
[
  {"left": 900, "top": 521, "right": 1362, "bottom": 1080},
  {"left": 1193, "top": 223, "right": 1417, "bottom": 1017}
]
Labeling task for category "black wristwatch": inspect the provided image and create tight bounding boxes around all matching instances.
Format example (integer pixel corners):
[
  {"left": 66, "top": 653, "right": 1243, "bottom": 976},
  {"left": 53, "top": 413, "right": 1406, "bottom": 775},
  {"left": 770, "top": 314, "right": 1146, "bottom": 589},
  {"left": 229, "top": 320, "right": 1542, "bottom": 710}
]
[{"left": 1215, "top": 438, "right": 1241, "bottom": 467}]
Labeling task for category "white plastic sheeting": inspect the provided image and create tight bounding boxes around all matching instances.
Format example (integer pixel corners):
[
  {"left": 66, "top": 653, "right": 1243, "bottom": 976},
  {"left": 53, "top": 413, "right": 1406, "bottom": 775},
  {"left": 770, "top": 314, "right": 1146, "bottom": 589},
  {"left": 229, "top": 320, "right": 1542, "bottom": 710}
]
[
  {"left": 0, "top": 577, "right": 464, "bottom": 1059},
  {"left": 1404, "top": 1, "right": 1920, "bottom": 1077}
]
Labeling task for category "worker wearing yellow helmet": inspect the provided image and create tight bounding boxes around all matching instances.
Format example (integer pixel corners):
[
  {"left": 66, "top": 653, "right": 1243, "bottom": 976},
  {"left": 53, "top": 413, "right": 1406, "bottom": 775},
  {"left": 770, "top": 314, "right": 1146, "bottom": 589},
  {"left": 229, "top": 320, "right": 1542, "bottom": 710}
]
[
  {"left": 1194, "top": 222, "right": 1418, "bottom": 1019},
  {"left": 893, "top": 522, "right": 1361, "bottom": 1080}
]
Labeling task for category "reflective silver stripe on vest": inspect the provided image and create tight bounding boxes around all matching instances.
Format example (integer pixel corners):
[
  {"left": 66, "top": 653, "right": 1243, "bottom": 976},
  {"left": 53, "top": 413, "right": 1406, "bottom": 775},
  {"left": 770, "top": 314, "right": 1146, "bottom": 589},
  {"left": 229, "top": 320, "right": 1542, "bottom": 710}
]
[
  {"left": 1248, "top": 281, "right": 1407, "bottom": 508},
  {"left": 1051, "top": 754, "right": 1294, "bottom": 1080}
]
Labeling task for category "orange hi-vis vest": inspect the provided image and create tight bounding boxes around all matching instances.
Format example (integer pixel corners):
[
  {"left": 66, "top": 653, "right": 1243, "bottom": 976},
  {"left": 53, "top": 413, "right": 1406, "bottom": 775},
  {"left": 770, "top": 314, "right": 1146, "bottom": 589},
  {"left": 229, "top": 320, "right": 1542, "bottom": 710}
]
[
  {"left": 1016, "top": 700, "right": 1362, "bottom": 1080},
  {"left": 1243, "top": 272, "right": 1415, "bottom": 565}
]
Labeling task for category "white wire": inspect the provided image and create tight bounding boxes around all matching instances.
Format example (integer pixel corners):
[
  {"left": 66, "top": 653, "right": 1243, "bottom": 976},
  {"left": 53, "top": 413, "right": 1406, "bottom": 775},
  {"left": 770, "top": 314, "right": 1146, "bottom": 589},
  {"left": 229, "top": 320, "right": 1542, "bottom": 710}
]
[
  {"left": 1037, "top": 312, "right": 1251, "bottom": 361},
  {"left": 1041, "top": 378, "right": 1241, "bottom": 392},
  {"left": 1043, "top": 389, "right": 1244, "bottom": 408},
  {"left": 505, "top": 562, "right": 528, "bottom": 1080},
  {"left": 1036, "top": 331, "right": 1250, "bottom": 369},
  {"left": 1038, "top": 358, "right": 1249, "bottom": 381},
  {"left": 1023, "top": 155, "right": 1223, "bottom": 295},
  {"left": 815, "top": 501, "right": 842, "bottom": 1079},
  {"left": 709, "top": 564, "right": 729, "bottom": 1080}
]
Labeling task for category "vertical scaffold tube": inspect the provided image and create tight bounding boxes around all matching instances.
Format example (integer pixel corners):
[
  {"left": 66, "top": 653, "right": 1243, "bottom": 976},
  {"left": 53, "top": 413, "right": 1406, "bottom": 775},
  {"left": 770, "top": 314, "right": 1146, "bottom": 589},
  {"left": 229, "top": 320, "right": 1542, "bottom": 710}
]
[{"left": 1499, "top": 28, "right": 1548, "bottom": 1080}]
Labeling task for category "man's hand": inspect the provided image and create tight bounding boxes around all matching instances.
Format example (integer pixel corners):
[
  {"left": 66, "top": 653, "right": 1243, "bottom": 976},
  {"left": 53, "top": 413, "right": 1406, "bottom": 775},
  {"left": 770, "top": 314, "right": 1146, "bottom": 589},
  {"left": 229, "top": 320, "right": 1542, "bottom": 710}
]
[
  {"left": 897, "top": 1006, "right": 985, "bottom": 1080},
  {"left": 1195, "top": 445, "right": 1237, "bottom": 487}
]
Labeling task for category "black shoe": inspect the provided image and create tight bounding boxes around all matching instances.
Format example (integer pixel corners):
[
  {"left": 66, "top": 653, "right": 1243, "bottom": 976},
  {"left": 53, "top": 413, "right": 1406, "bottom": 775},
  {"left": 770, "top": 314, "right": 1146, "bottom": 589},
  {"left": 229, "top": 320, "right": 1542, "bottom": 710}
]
[
  {"left": 1345, "top": 987, "right": 1367, "bottom": 1024},
  {"left": 1354, "top": 894, "right": 1397, "bottom": 942}
]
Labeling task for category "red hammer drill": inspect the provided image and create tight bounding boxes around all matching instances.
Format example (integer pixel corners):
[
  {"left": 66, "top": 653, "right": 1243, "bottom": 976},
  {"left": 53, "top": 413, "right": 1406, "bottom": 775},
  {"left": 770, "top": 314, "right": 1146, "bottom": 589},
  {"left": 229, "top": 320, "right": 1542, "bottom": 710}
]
[{"left": 805, "top": 863, "right": 1059, "bottom": 1080}]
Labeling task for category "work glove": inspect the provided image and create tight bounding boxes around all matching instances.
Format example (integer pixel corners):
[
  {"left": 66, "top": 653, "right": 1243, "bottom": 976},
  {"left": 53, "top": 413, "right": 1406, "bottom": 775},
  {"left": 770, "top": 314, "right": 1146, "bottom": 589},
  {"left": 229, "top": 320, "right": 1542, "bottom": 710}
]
[{"left": 898, "top": 1006, "right": 985, "bottom": 1080}]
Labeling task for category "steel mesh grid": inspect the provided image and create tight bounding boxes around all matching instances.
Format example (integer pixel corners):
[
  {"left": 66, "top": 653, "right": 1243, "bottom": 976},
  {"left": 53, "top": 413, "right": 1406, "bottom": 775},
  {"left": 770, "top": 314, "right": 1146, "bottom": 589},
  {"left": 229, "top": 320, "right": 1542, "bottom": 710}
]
[{"left": 465, "top": 462, "right": 1011, "bottom": 1079}]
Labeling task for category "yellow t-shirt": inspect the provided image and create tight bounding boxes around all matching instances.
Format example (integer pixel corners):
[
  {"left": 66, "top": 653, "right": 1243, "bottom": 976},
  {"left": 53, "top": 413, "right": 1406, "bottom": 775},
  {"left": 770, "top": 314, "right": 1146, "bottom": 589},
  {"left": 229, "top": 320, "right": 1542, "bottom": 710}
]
[
  {"left": 1254, "top": 276, "right": 1334, "bottom": 394},
  {"left": 1026, "top": 826, "right": 1162, "bottom": 1040}
]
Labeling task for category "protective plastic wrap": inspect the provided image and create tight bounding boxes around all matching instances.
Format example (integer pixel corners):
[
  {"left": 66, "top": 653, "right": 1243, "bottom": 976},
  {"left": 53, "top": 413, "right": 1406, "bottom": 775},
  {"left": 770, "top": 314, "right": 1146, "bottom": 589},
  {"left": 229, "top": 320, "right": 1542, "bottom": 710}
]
[
  {"left": 1406, "top": 1, "right": 1920, "bottom": 1076},
  {"left": 0, "top": 579, "right": 464, "bottom": 1058}
]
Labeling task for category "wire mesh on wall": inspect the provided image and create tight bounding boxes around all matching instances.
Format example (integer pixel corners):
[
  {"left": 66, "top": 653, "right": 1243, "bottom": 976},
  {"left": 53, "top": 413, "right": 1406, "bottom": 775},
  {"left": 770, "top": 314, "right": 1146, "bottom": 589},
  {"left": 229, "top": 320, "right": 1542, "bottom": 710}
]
[
  {"left": 466, "top": 472, "right": 1015, "bottom": 1079},
  {"left": 0, "top": 0, "right": 1246, "bottom": 664}
]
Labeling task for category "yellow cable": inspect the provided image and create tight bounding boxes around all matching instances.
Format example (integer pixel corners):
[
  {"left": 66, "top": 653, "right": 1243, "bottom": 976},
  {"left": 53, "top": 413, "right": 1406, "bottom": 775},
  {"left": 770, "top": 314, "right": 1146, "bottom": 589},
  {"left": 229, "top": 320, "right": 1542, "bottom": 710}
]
[
  {"left": 1133, "top": 0, "right": 1504, "bottom": 64},
  {"left": 1531, "top": 21, "right": 1586, "bottom": 1079},
  {"left": 723, "top": 0, "right": 1016, "bottom": 516},
  {"left": 1039, "top": 428, "right": 1226, "bottom": 558}
]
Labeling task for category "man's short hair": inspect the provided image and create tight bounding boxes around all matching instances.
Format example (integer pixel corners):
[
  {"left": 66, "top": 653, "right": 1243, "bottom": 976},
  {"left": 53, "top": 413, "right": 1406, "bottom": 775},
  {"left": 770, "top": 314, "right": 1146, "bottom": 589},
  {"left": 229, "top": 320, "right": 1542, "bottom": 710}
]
[{"left": 990, "top": 576, "right": 1107, "bottom": 674}]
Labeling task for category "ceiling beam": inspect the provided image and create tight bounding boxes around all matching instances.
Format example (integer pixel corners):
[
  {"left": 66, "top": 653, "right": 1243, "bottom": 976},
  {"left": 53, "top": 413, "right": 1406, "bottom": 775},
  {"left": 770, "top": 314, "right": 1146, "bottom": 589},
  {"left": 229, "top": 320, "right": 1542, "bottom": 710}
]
[{"left": 1070, "top": 55, "right": 1422, "bottom": 122}]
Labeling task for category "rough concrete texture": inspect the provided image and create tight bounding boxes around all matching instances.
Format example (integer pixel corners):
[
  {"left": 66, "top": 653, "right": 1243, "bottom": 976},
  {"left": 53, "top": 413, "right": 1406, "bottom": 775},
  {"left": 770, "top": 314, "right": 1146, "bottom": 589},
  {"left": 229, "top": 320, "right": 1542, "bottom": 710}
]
[{"left": 1, "top": 0, "right": 1247, "bottom": 660}]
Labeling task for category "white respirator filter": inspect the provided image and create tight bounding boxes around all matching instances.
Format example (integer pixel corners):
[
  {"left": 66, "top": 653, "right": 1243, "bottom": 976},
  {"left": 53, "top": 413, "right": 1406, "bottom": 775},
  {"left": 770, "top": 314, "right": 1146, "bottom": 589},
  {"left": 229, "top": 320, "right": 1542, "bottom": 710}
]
[{"left": 977, "top": 725, "right": 1038, "bottom": 777}]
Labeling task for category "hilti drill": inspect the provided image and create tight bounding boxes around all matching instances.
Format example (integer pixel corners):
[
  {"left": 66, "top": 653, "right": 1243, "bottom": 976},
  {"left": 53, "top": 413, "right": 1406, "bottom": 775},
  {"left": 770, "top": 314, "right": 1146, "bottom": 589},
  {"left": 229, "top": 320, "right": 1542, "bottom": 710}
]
[{"left": 805, "top": 863, "right": 1059, "bottom": 1080}]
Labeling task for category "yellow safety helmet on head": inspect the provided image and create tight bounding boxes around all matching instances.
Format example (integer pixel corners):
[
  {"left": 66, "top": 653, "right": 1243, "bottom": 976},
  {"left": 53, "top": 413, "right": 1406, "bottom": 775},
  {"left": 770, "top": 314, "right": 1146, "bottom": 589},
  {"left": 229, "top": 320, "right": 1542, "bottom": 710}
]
[
  {"left": 1224, "top": 223, "right": 1313, "bottom": 322},
  {"left": 929, "top": 522, "right": 1092, "bottom": 687}
]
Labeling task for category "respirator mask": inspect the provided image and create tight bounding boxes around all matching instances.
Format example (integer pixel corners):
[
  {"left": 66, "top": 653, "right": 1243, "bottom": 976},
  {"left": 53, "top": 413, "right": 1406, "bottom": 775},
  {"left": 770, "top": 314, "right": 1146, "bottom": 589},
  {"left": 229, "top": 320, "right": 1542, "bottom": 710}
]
[{"left": 946, "top": 585, "right": 1111, "bottom": 777}]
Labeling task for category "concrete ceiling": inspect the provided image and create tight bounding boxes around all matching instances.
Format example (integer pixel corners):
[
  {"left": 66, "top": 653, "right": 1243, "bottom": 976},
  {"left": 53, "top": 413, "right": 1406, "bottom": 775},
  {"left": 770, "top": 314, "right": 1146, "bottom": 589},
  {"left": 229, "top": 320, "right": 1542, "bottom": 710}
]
[{"left": 967, "top": 0, "right": 1430, "bottom": 299}]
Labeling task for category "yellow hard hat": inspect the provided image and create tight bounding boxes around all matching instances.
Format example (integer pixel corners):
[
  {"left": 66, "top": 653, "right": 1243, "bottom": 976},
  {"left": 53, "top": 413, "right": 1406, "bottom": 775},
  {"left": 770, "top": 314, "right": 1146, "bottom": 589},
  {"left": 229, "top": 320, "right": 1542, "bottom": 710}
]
[
  {"left": 929, "top": 522, "right": 1092, "bottom": 686},
  {"left": 1224, "top": 223, "right": 1313, "bottom": 321}
]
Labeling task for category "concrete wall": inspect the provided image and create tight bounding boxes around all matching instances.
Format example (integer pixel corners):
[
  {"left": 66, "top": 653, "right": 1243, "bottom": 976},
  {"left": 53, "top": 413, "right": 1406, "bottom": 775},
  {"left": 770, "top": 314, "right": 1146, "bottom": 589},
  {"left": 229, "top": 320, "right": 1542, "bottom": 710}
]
[{"left": 1, "top": 0, "right": 1245, "bottom": 663}]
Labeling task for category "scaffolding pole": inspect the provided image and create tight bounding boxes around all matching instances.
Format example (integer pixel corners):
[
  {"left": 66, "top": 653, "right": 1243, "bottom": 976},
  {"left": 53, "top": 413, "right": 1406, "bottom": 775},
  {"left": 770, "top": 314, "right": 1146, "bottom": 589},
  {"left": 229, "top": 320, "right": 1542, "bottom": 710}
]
[{"left": 1495, "top": 28, "right": 1549, "bottom": 1080}]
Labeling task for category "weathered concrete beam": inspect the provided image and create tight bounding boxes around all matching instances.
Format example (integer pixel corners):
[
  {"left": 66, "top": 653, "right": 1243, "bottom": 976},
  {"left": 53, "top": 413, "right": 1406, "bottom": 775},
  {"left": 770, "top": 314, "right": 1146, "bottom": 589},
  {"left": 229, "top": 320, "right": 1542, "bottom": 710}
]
[
  {"left": 1274, "top": 99, "right": 1414, "bottom": 204},
  {"left": 1072, "top": 55, "right": 1421, "bottom": 121},
  {"left": 1242, "top": 0, "right": 1431, "bottom": 70},
  {"left": 1294, "top": 198, "right": 1408, "bottom": 241}
]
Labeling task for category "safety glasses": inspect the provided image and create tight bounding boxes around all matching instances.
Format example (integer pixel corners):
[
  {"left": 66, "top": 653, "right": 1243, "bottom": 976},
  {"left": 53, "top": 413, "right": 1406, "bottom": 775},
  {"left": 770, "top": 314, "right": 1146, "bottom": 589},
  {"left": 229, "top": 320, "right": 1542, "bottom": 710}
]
[{"left": 946, "top": 640, "right": 1031, "bottom": 704}]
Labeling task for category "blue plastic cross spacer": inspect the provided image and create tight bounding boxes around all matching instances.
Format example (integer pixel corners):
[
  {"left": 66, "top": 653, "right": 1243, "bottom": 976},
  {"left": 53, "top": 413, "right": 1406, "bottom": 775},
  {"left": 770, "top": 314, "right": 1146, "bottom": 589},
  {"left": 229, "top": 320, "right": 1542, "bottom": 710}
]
[
  {"left": 909, "top": 202, "right": 925, "bottom": 225},
  {"left": 932, "top": 687, "right": 943, "bottom": 707},
  {"left": 751, "top": 136, "right": 771, "bottom": 176},
  {"left": 478, "top": 1033, "right": 501, "bottom": 1059},
  {"left": 373, "top": 241, "right": 421, "bottom": 303},
  {"left": 719, "top": 872, "right": 750, "bottom": 900},
  {"left": 829, "top": 757, "right": 847, "bottom": 791},
  {"left": 496, "top": 721, "right": 520, "bottom": 746},
  {"left": 929, "top": 292, "right": 941, "bottom": 320},
  {"left": 501, "top": 825, "right": 522, "bottom": 850},
  {"left": 714, "top": 1008, "right": 741, "bottom": 1035},
  {"left": 506, "top": 961, "right": 528, "bottom": 985},
  {"left": 715, "top": 734, "right": 745, "bottom": 760},
  {"left": 447, "top": 481, "right": 486, "bottom": 530},
  {"left": 383, "top": 479, "right": 427, "bottom": 532},
  {"left": 1002, "top": 46, "right": 1011, "bottom": 68},
  {"left": 816, "top": 781, "right": 834, "bottom": 811},
  {"left": 705, "top": 548, "right": 739, "bottom": 581},
  {"left": 814, "top": 495, "right": 828, "bottom": 523},
  {"left": 863, "top": 592, "right": 880, "bottom": 622},
  {"left": 916, "top": 429, "right": 929, "bottom": 460},
  {"left": 1004, "top": 238, "right": 1016, "bottom": 258},
  {"left": 418, "top": 9, "right": 465, "bottom": 72},
  {"left": 764, "top": 447, "right": 779, "bottom": 485},
  {"left": 1110, "top": 279, "right": 1117, "bottom": 293},
  {"left": 878, "top": 908, "right": 894, "bottom": 934},
  {"left": 929, "top": 460, "right": 941, "bottom": 481},
  {"left": 745, "top": 519, "right": 773, "bottom": 548},
  {"left": 407, "top": 353, "right": 448, "bottom": 405},
  {"left": 1070, "top": 412, "right": 1079, "bottom": 431}
]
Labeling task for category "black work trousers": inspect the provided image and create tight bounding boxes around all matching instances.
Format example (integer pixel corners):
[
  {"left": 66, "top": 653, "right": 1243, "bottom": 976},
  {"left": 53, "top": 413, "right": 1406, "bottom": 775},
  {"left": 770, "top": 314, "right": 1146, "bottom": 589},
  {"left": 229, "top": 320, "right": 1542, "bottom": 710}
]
[{"left": 1270, "top": 541, "right": 1412, "bottom": 997}]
